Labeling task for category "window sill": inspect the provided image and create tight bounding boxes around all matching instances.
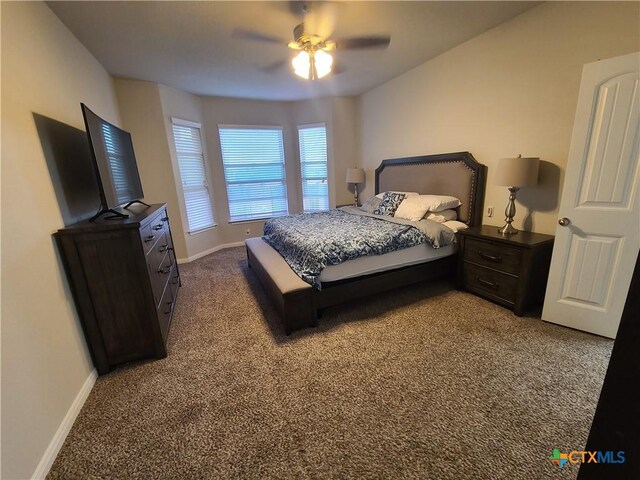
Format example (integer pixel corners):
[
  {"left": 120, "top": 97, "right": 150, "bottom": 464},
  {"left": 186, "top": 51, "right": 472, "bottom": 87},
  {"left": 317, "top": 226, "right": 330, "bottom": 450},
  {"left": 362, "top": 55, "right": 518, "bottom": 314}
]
[
  {"left": 228, "top": 218, "right": 273, "bottom": 225},
  {"left": 187, "top": 225, "right": 217, "bottom": 235}
]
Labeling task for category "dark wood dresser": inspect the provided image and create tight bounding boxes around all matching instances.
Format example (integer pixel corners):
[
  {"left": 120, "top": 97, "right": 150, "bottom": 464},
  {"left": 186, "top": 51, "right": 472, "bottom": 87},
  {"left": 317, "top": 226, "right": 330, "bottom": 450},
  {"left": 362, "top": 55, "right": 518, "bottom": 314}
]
[
  {"left": 457, "top": 225, "right": 554, "bottom": 316},
  {"left": 55, "top": 203, "right": 180, "bottom": 374}
]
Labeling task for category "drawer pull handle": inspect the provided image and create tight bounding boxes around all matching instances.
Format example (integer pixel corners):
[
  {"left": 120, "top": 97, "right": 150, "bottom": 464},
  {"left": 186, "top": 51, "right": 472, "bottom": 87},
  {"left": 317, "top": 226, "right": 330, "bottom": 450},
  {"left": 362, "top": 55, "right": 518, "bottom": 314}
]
[
  {"left": 144, "top": 235, "right": 155, "bottom": 243},
  {"left": 163, "top": 301, "right": 173, "bottom": 315},
  {"left": 153, "top": 224, "right": 163, "bottom": 231},
  {"left": 476, "top": 276, "right": 499, "bottom": 289},
  {"left": 159, "top": 244, "right": 168, "bottom": 253},
  {"left": 158, "top": 265, "right": 171, "bottom": 275},
  {"left": 478, "top": 251, "right": 502, "bottom": 263}
]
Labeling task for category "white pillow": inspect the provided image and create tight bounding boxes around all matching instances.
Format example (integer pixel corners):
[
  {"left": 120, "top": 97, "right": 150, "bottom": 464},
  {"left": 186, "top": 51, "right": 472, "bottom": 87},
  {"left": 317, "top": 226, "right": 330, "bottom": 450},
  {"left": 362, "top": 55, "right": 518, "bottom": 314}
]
[
  {"left": 394, "top": 196, "right": 433, "bottom": 221},
  {"left": 375, "top": 191, "right": 419, "bottom": 199},
  {"left": 443, "top": 220, "right": 469, "bottom": 232},
  {"left": 425, "top": 209, "right": 457, "bottom": 223},
  {"left": 419, "top": 195, "right": 461, "bottom": 212},
  {"left": 394, "top": 195, "right": 461, "bottom": 221}
]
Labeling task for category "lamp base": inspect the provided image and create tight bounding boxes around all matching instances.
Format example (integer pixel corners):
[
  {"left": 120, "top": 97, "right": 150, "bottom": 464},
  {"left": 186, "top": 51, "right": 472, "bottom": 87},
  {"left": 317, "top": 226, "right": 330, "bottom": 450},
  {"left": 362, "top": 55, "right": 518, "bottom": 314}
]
[
  {"left": 498, "top": 223, "right": 519, "bottom": 235},
  {"left": 498, "top": 186, "right": 520, "bottom": 235}
]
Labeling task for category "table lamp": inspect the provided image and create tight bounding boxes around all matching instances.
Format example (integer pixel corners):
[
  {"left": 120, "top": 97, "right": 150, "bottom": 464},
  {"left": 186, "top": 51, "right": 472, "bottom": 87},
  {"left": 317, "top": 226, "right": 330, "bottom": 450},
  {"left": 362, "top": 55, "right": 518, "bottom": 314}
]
[
  {"left": 346, "top": 168, "right": 365, "bottom": 206},
  {"left": 493, "top": 154, "right": 539, "bottom": 235}
]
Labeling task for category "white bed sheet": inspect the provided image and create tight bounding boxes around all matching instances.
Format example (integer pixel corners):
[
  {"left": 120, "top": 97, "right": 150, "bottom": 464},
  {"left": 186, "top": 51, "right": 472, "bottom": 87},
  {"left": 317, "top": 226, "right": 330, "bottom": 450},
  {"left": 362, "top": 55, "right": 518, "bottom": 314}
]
[{"left": 319, "top": 242, "right": 458, "bottom": 283}]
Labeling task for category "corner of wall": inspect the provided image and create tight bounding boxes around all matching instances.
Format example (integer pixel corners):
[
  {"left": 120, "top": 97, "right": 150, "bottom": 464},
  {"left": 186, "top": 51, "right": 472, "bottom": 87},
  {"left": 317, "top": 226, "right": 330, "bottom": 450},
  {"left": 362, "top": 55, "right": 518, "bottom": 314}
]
[{"left": 31, "top": 370, "right": 97, "bottom": 480}]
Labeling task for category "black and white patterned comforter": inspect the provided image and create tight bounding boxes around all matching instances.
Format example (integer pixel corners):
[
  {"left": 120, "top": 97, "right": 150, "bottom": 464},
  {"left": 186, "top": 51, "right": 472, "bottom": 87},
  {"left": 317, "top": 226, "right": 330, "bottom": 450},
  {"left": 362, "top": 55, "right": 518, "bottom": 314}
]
[{"left": 262, "top": 206, "right": 456, "bottom": 288}]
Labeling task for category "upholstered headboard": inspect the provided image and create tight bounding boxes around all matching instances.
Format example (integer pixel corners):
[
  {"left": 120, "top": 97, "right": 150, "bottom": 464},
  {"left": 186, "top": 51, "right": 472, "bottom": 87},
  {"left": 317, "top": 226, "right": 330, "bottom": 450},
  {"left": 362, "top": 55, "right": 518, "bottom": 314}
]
[{"left": 375, "top": 152, "right": 487, "bottom": 226}]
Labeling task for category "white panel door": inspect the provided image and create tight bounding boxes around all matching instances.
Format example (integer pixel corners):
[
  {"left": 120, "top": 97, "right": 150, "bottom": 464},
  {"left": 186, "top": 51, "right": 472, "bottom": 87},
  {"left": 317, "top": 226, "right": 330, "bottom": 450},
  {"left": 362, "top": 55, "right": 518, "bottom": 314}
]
[{"left": 542, "top": 52, "right": 640, "bottom": 339}]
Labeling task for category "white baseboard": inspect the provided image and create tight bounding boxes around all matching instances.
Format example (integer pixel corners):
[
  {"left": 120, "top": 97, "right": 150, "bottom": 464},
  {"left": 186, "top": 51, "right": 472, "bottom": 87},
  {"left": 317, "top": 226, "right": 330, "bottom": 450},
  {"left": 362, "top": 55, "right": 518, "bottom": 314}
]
[
  {"left": 177, "top": 241, "right": 246, "bottom": 264},
  {"left": 32, "top": 369, "right": 97, "bottom": 480}
]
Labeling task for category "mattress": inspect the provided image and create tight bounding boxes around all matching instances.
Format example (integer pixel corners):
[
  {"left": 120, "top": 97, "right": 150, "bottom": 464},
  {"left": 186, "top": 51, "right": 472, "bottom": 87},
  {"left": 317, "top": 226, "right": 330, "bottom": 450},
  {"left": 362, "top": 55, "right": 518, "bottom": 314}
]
[{"left": 319, "top": 242, "right": 458, "bottom": 283}]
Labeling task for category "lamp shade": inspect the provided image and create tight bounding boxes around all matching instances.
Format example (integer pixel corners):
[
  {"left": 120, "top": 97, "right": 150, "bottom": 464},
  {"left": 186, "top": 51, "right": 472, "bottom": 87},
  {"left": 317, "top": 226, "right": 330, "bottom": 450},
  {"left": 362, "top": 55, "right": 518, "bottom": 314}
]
[
  {"left": 494, "top": 155, "right": 539, "bottom": 187},
  {"left": 346, "top": 168, "right": 365, "bottom": 184}
]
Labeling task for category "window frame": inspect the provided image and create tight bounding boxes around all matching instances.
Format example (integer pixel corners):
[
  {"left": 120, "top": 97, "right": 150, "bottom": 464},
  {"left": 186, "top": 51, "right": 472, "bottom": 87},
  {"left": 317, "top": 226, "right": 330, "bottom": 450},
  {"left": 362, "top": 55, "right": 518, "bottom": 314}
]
[
  {"left": 218, "top": 124, "right": 289, "bottom": 223},
  {"left": 297, "top": 122, "right": 330, "bottom": 213},
  {"left": 170, "top": 117, "right": 217, "bottom": 235}
]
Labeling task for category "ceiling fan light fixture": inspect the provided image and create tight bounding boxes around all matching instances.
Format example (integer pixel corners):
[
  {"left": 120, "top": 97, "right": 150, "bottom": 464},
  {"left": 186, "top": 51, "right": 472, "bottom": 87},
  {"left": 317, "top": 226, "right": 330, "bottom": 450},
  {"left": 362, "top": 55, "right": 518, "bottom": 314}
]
[
  {"left": 292, "top": 49, "right": 332, "bottom": 80},
  {"left": 314, "top": 49, "right": 333, "bottom": 78},
  {"left": 292, "top": 50, "right": 311, "bottom": 79}
]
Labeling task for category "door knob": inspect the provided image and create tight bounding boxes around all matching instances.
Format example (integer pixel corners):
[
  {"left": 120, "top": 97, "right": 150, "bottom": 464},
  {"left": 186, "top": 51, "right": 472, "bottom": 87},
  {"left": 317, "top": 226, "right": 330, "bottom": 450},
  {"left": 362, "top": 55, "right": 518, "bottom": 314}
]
[{"left": 558, "top": 217, "right": 571, "bottom": 227}]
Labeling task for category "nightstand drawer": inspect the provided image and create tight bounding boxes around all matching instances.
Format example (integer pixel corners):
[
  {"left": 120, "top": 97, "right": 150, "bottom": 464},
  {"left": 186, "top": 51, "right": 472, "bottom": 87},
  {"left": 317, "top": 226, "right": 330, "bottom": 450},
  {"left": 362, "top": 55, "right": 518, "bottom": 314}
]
[
  {"left": 464, "top": 237, "right": 522, "bottom": 276},
  {"left": 463, "top": 263, "right": 518, "bottom": 305}
]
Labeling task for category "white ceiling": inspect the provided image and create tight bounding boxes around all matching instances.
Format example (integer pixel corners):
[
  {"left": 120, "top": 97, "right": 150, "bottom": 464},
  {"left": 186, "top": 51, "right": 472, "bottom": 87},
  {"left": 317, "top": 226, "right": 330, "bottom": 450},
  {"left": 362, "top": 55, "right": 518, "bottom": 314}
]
[{"left": 48, "top": 1, "right": 540, "bottom": 101}]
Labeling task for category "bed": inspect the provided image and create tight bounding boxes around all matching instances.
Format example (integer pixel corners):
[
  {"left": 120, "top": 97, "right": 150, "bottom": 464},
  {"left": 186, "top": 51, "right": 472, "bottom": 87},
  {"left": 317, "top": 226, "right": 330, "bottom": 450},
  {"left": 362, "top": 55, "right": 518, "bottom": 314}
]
[{"left": 245, "top": 151, "right": 486, "bottom": 334}]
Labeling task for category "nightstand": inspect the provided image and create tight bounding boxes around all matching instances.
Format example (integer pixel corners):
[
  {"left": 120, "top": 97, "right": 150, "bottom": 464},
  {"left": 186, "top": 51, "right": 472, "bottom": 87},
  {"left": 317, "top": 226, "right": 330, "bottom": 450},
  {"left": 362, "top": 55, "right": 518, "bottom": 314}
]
[{"left": 457, "top": 225, "right": 554, "bottom": 316}]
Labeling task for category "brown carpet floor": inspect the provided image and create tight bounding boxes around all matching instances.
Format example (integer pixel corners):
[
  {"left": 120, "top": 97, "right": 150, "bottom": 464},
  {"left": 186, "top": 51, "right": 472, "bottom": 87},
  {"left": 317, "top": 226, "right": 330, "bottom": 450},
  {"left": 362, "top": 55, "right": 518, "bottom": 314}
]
[{"left": 48, "top": 247, "right": 612, "bottom": 480}]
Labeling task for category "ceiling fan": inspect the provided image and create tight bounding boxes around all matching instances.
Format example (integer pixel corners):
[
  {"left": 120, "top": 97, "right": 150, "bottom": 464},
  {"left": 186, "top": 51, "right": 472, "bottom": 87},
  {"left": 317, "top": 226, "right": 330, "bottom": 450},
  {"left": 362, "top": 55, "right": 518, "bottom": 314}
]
[{"left": 233, "top": 4, "right": 390, "bottom": 80}]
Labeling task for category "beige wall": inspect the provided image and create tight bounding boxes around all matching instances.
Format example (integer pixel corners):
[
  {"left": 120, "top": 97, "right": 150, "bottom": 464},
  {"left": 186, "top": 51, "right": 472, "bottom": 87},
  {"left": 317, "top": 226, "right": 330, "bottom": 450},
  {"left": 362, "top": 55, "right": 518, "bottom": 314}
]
[
  {"left": 158, "top": 84, "right": 225, "bottom": 259},
  {"left": 358, "top": 1, "right": 640, "bottom": 234},
  {"left": 113, "top": 86, "right": 358, "bottom": 262},
  {"left": 198, "top": 95, "right": 359, "bottom": 247},
  {"left": 7, "top": 4, "right": 631, "bottom": 477},
  {"left": 331, "top": 97, "right": 360, "bottom": 207},
  {"left": 291, "top": 98, "right": 333, "bottom": 207},
  {"left": 113, "top": 79, "right": 191, "bottom": 260},
  {"left": 1, "top": 2, "right": 121, "bottom": 478},
  {"left": 291, "top": 97, "right": 359, "bottom": 208},
  {"left": 198, "top": 96, "right": 297, "bottom": 244}
]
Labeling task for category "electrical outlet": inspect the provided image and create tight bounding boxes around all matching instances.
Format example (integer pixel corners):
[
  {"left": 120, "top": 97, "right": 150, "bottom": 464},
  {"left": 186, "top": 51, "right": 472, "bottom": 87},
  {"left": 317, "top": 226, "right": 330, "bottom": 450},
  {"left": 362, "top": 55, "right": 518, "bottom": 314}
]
[
  {"left": 487, "top": 206, "right": 494, "bottom": 218},
  {"left": 245, "top": 228, "right": 251, "bottom": 236}
]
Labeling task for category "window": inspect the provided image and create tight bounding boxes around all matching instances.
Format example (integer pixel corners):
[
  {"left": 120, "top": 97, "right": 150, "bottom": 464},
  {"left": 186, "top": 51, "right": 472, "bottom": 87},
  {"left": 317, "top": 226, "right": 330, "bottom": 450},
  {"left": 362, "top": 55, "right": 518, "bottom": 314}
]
[
  {"left": 218, "top": 126, "right": 288, "bottom": 222},
  {"left": 171, "top": 119, "right": 215, "bottom": 233},
  {"left": 298, "top": 124, "right": 329, "bottom": 212}
]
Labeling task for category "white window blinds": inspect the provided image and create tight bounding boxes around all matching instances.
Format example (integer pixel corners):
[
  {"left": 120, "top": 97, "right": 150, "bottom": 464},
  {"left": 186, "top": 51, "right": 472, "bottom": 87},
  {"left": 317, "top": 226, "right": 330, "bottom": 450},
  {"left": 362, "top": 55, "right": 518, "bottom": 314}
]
[
  {"left": 298, "top": 124, "right": 329, "bottom": 212},
  {"left": 218, "top": 126, "right": 289, "bottom": 222},
  {"left": 171, "top": 120, "right": 215, "bottom": 233}
]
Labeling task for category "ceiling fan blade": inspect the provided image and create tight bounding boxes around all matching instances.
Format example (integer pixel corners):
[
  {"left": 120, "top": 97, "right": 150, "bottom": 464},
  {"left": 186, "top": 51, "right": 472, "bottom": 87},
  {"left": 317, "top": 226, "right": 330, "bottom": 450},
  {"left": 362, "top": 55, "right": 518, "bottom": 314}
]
[
  {"left": 303, "top": 2, "right": 337, "bottom": 39},
  {"left": 289, "top": 1, "right": 306, "bottom": 16},
  {"left": 334, "top": 36, "right": 391, "bottom": 50},
  {"left": 331, "top": 60, "right": 347, "bottom": 75},
  {"left": 261, "top": 60, "right": 289, "bottom": 73},
  {"left": 232, "top": 28, "right": 288, "bottom": 45}
]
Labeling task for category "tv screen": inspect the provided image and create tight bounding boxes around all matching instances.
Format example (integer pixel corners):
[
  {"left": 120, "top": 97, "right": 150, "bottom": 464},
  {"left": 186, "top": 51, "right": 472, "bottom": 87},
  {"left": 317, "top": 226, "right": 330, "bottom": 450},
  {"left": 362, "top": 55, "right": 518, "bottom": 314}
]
[{"left": 81, "top": 103, "right": 144, "bottom": 210}]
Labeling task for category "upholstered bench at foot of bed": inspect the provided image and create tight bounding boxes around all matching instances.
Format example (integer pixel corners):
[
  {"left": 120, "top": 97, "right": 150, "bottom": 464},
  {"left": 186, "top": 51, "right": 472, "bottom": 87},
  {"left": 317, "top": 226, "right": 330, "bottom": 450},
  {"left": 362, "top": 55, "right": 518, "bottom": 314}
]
[{"left": 245, "top": 237, "right": 316, "bottom": 335}]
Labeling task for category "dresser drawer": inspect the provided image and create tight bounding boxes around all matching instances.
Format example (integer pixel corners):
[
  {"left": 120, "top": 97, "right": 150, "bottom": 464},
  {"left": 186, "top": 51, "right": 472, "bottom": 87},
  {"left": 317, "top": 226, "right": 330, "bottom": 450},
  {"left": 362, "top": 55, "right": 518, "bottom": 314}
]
[
  {"left": 149, "top": 214, "right": 167, "bottom": 237},
  {"left": 165, "top": 226, "right": 174, "bottom": 253},
  {"left": 150, "top": 251, "right": 173, "bottom": 307},
  {"left": 153, "top": 232, "right": 172, "bottom": 258},
  {"left": 169, "top": 264, "right": 180, "bottom": 300},
  {"left": 140, "top": 211, "right": 167, "bottom": 254},
  {"left": 464, "top": 237, "right": 522, "bottom": 276},
  {"left": 157, "top": 280, "right": 175, "bottom": 343},
  {"left": 463, "top": 262, "right": 518, "bottom": 305},
  {"left": 140, "top": 222, "right": 157, "bottom": 254}
]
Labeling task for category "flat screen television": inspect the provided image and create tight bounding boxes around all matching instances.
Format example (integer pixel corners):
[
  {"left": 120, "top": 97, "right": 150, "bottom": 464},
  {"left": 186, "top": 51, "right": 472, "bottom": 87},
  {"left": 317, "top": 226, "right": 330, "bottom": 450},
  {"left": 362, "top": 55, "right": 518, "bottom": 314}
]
[{"left": 81, "top": 103, "right": 146, "bottom": 220}]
